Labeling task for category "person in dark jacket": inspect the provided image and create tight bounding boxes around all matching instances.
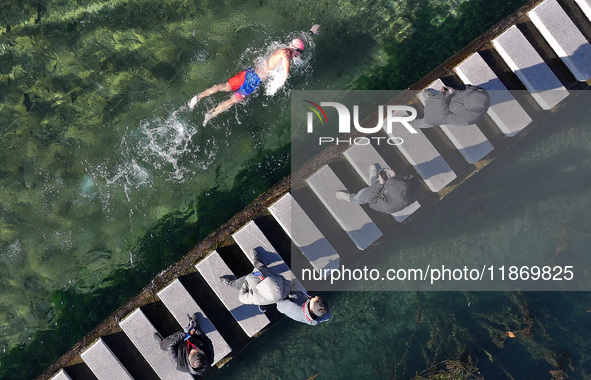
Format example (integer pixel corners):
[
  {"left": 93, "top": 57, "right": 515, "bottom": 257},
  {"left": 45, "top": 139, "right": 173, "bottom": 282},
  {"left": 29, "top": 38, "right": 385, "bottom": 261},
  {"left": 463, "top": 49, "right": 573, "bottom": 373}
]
[
  {"left": 276, "top": 292, "right": 331, "bottom": 326},
  {"left": 412, "top": 84, "right": 490, "bottom": 129},
  {"left": 154, "top": 314, "right": 210, "bottom": 376},
  {"left": 335, "top": 164, "right": 418, "bottom": 214}
]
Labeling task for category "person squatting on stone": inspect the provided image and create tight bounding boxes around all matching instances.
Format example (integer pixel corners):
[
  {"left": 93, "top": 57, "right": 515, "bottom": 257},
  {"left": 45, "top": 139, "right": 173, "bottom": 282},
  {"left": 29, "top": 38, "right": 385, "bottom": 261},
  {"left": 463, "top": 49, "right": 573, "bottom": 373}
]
[
  {"left": 335, "top": 164, "right": 419, "bottom": 215},
  {"left": 276, "top": 292, "right": 331, "bottom": 326},
  {"left": 412, "top": 84, "right": 490, "bottom": 129},
  {"left": 219, "top": 248, "right": 291, "bottom": 307},
  {"left": 154, "top": 313, "right": 211, "bottom": 376}
]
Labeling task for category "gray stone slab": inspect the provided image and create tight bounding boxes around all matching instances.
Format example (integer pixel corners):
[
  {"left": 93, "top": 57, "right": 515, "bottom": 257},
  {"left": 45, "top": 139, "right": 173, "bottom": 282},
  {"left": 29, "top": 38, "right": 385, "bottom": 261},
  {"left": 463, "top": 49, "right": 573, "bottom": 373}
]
[
  {"left": 576, "top": 0, "right": 591, "bottom": 21},
  {"left": 391, "top": 201, "right": 421, "bottom": 222},
  {"left": 268, "top": 193, "right": 340, "bottom": 271},
  {"left": 195, "top": 251, "right": 270, "bottom": 338},
  {"left": 119, "top": 309, "right": 192, "bottom": 380},
  {"left": 528, "top": 0, "right": 591, "bottom": 81},
  {"left": 232, "top": 220, "right": 306, "bottom": 292},
  {"left": 417, "top": 80, "right": 494, "bottom": 164},
  {"left": 455, "top": 52, "right": 533, "bottom": 136},
  {"left": 81, "top": 338, "right": 133, "bottom": 380},
  {"left": 342, "top": 143, "right": 389, "bottom": 185},
  {"left": 383, "top": 111, "right": 457, "bottom": 192},
  {"left": 342, "top": 143, "right": 421, "bottom": 221},
  {"left": 158, "top": 279, "right": 232, "bottom": 365},
  {"left": 492, "top": 25, "right": 569, "bottom": 110},
  {"left": 50, "top": 370, "right": 72, "bottom": 380},
  {"left": 306, "top": 165, "right": 383, "bottom": 250}
]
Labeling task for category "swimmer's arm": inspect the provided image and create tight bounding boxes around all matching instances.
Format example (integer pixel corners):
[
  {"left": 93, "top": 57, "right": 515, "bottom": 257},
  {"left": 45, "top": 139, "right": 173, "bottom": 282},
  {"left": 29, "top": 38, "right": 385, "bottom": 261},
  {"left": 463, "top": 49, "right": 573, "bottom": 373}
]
[{"left": 278, "top": 50, "right": 291, "bottom": 86}]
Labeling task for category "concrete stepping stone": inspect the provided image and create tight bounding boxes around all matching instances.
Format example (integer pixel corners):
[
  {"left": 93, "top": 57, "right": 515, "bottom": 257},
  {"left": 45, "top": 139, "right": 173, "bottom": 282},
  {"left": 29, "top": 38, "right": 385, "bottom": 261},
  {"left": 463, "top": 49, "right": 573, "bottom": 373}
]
[
  {"left": 80, "top": 338, "right": 133, "bottom": 380},
  {"left": 492, "top": 25, "right": 569, "bottom": 110},
  {"left": 268, "top": 193, "right": 340, "bottom": 271},
  {"left": 383, "top": 111, "right": 457, "bottom": 192},
  {"left": 528, "top": 0, "right": 591, "bottom": 81},
  {"left": 157, "top": 279, "right": 232, "bottom": 365},
  {"left": 195, "top": 251, "right": 270, "bottom": 338},
  {"left": 342, "top": 143, "right": 421, "bottom": 221},
  {"left": 575, "top": 0, "right": 591, "bottom": 21},
  {"left": 232, "top": 220, "right": 306, "bottom": 292},
  {"left": 306, "top": 165, "right": 383, "bottom": 250},
  {"left": 455, "top": 52, "right": 533, "bottom": 136},
  {"left": 417, "top": 79, "right": 494, "bottom": 164},
  {"left": 119, "top": 308, "right": 192, "bottom": 380},
  {"left": 50, "top": 370, "right": 72, "bottom": 380}
]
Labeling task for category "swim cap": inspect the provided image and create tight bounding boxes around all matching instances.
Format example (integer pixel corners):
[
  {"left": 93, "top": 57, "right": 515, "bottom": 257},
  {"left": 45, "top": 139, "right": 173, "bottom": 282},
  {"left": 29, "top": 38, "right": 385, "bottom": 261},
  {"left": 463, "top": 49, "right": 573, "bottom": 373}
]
[{"left": 289, "top": 38, "right": 305, "bottom": 51}]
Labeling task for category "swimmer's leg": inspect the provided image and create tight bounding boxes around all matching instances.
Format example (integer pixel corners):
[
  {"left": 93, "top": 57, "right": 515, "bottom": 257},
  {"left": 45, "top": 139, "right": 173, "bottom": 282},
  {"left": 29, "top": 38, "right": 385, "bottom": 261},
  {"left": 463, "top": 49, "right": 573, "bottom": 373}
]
[
  {"left": 203, "top": 96, "right": 240, "bottom": 125},
  {"left": 188, "top": 83, "right": 232, "bottom": 110}
]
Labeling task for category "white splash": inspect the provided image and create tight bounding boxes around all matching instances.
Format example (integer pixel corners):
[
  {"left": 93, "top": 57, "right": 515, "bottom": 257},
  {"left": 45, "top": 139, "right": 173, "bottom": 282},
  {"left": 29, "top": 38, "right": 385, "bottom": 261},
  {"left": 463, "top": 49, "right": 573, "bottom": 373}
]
[
  {"left": 6, "top": 240, "right": 23, "bottom": 263},
  {"left": 264, "top": 65, "right": 287, "bottom": 96},
  {"left": 104, "top": 159, "right": 151, "bottom": 202},
  {"left": 253, "top": 35, "right": 315, "bottom": 97},
  {"left": 139, "top": 108, "right": 197, "bottom": 180}
]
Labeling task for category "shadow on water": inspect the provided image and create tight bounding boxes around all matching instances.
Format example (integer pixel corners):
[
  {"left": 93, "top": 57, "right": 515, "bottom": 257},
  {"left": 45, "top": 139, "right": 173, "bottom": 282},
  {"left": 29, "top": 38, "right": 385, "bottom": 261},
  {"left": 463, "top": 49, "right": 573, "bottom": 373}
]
[
  {"left": 0, "top": 144, "right": 289, "bottom": 380},
  {"left": 354, "top": 0, "right": 529, "bottom": 90},
  {"left": 376, "top": 100, "right": 591, "bottom": 251}
]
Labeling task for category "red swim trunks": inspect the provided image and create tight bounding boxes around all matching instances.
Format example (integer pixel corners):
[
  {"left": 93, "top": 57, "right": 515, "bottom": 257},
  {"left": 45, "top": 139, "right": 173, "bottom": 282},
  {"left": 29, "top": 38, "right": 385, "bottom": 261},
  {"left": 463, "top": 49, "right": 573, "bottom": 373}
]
[
  {"left": 227, "top": 68, "right": 261, "bottom": 100},
  {"left": 228, "top": 71, "right": 247, "bottom": 92}
]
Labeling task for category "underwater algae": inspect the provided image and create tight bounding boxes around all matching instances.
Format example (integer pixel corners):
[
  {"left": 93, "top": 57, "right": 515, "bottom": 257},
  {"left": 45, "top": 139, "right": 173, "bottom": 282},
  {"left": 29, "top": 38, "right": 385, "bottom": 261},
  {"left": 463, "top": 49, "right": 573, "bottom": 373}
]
[{"left": 207, "top": 291, "right": 587, "bottom": 380}]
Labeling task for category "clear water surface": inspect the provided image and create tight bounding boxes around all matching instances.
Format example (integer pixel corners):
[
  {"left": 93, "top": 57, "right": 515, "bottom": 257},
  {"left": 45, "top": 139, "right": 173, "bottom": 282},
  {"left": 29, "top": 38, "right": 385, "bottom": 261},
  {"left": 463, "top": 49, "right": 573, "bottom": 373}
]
[{"left": 5, "top": 0, "right": 586, "bottom": 378}]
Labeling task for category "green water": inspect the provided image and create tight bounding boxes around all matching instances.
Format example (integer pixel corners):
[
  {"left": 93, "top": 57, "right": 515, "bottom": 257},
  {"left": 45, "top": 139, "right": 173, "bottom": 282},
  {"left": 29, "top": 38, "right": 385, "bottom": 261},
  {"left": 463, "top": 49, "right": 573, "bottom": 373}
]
[
  {"left": 208, "top": 292, "right": 591, "bottom": 379},
  {"left": 0, "top": 0, "right": 535, "bottom": 378}
]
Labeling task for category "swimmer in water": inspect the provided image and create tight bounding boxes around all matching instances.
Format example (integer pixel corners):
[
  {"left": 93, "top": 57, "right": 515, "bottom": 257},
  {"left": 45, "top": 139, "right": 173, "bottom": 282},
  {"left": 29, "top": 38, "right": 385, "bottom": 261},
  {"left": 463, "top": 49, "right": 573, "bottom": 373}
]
[{"left": 188, "top": 25, "right": 319, "bottom": 125}]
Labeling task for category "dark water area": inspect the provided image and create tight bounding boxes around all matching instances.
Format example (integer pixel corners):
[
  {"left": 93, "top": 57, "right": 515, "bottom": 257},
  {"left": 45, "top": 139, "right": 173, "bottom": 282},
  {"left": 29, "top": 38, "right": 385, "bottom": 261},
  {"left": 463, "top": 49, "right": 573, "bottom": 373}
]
[{"left": 0, "top": 0, "right": 546, "bottom": 378}]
